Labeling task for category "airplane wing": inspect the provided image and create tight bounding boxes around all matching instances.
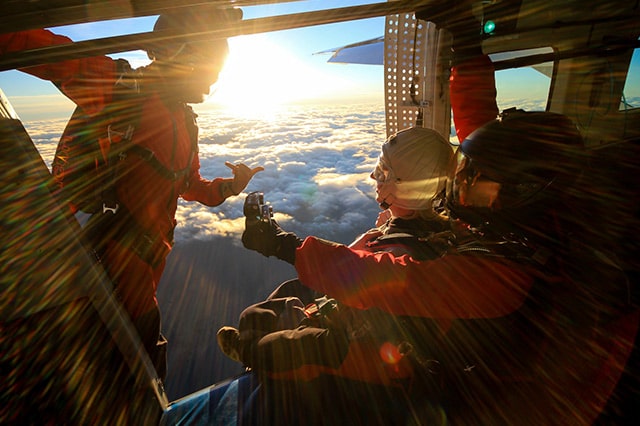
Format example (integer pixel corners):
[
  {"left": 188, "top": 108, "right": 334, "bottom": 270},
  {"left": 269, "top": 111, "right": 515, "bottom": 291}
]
[
  {"left": 488, "top": 48, "right": 554, "bottom": 78},
  {"left": 314, "top": 36, "right": 384, "bottom": 65},
  {"left": 316, "top": 36, "right": 554, "bottom": 77}
]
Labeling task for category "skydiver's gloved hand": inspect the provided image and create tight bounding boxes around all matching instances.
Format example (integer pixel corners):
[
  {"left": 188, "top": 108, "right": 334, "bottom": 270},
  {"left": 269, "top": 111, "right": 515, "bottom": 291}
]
[
  {"left": 416, "top": 0, "right": 483, "bottom": 64},
  {"left": 242, "top": 219, "right": 303, "bottom": 265}
]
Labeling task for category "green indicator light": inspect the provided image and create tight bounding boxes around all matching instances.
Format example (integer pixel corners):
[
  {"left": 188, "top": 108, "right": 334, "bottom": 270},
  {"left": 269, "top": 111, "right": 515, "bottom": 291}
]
[{"left": 483, "top": 20, "right": 496, "bottom": 34}]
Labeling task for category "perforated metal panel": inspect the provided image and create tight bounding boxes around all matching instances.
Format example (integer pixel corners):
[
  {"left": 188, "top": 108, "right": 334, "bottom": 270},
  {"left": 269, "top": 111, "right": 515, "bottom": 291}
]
[{"left": 384, "top": 14, "right": 451, "bottom": 140}]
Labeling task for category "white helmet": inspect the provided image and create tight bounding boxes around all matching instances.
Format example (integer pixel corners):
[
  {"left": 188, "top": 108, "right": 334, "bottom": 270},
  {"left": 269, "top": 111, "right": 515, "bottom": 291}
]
[{"left": 372, "top": 127, "right": 453, "bottom": 210}]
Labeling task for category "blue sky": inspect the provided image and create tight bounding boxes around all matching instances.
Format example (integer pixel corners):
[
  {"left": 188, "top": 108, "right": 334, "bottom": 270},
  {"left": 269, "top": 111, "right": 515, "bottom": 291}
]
[
  {"left": 2, "top": 0, "right": 638, "bottom": 121},
  {"left": 0, "top": 0, "right": 388, "bottom": 120}
]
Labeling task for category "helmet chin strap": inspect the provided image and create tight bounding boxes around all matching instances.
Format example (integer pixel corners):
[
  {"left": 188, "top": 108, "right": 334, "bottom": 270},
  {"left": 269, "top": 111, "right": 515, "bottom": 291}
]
[{"left": 379, "top": 193, "right": 395, "bottom": 209}]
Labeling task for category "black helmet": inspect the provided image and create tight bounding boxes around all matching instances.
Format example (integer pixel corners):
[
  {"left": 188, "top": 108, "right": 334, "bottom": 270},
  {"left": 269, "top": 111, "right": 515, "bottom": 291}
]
[
  {"left": 148, "top": 6, "right": 242, "bottom": 62},
  {"left": 446, "top": 109, "right": 585, "bottom": 233}
]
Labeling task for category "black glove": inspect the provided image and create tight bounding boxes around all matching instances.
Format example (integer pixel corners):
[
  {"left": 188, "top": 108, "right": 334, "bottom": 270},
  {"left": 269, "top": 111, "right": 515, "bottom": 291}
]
[{"left": 242, "top": 219, "right": 303, "bottom": 265}]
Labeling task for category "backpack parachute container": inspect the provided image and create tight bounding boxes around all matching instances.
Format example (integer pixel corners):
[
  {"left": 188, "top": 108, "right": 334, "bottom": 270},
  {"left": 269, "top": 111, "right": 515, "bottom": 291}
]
[{"left": 51, "top": 59, "right": 142, "bottom": 215}]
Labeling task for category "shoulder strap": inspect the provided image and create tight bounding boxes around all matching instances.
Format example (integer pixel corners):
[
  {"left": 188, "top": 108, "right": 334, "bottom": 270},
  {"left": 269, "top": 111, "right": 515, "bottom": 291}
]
[
  {"left": 102, "top": 77, "right": 199, "bottom": 213},
  {"left": 368, "top": 232, "right": 453, "bottom": 261},
  {"left": 126, "top": 144, "right": 192, "bottom": 182},
  {"left": 99, "top": 61, "right": 144, "bottom": 214},
  {"left": 183, "top": 104, "right": 199, "bottom": 153},
  {"left": 453, "top": 234, "right": 553, "bottom": 267},
  {"left": 124, "top": 102, "right": 197, "bottom": 182}
]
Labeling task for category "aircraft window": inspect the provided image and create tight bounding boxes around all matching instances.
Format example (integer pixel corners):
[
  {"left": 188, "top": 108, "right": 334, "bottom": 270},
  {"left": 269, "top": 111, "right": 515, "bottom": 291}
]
[
  {"left": 491, "top": 48, "right": 553, "bottom": 112},
  {"left": 621, "top": 42, "right": 640, "bottom": 110}
]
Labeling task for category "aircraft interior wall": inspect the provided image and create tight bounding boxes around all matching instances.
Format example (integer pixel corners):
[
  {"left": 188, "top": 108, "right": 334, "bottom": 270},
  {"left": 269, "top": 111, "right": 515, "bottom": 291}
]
[{"left": 0, "top": 107, "right": 165, "bottom": 425}]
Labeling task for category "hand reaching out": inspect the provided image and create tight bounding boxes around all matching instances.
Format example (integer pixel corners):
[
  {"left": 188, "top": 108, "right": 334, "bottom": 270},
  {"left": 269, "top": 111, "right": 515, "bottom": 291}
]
[
  {"left": 242, "top": 219, "right": 302, "bottom": 265},
  {"left": 225, "top": 161, "right": 264, "bottom": 195}
]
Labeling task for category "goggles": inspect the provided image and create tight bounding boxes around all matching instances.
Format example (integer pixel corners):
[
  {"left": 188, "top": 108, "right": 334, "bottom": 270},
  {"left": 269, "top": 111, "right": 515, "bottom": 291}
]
[
  {"left": 448, "top": 149, "right": 550, "bottom": 210},
  {"left": 371, "top": 156, "right": 393, "bottom": 183},
  {"left": 449, "top": 150, "right": 502, "bottom": 209}
]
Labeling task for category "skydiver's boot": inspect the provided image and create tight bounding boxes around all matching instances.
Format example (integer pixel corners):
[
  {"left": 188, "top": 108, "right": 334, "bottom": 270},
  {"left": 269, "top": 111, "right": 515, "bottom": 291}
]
[
  {"left": 132, "top": 307, "right": 168, "bottom": 381},
  {"left": 217, "top": 326, "right": 242, "bottom": 363},
  {"left": 154, "top": 334, "right": 168, "bottom": 382}
]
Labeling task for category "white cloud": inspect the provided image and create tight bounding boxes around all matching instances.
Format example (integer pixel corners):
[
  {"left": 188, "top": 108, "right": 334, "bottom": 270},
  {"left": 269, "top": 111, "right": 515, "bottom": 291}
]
[
  {"left": 174, "top": 103, "right": 386, "bottom": 244},
  {"left": 26, "top": 103, "right": 386, "bottom": 245}
]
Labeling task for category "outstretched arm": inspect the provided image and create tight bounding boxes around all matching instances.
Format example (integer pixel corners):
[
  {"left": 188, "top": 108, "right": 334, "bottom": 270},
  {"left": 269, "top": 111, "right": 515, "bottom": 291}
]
[
  {"left": 450, "top": 55, "right": 499, "bottom": 142},
  {"left": 416, "top": 3, "right": 499, "bottom": 141},
  {"left": 182, "top": 159, "right": 264, "bottom": 206},
  {"left": 0, "top": 29, "right": 118, "bottom": 115},
  {"left": 295, "top": 236, "right": 534, "bottom": 319}
]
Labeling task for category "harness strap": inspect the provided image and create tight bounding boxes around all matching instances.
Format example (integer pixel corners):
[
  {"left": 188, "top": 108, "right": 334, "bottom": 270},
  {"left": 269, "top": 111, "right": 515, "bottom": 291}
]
[
  {"left": 100, "top": 65, "right": 198, "bottom": 215},
  {"left": 367, "top": 231, "right": 454, "bottom": 261},
  {"left": 127, "top": 143, "right": 193, "bottom": 182}
]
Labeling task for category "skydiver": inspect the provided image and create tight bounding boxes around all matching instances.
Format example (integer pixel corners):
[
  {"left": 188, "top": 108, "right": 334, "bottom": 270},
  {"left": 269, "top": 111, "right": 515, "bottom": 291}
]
[
  {"left": 232, "top": 4, "right": 638, "bottom": 424},
  {"left": 0, "top": 5, "right": 264, "bottom": 380},
  {"left": 219, "top": 126, "right": 455, "bottom": 424},
  {"left": 219, "top": 126, "right": 454, "bottom": 378}
]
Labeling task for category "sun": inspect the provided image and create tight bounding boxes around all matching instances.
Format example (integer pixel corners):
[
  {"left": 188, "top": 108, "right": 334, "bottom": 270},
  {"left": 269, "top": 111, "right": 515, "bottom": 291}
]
[{"left": 206, "top": 35, "right": 335, "bottom": 114}]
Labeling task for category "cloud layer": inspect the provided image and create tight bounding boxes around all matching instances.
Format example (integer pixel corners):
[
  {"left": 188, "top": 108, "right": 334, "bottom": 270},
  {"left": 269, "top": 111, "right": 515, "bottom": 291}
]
[
  {"left": 176, "top": 103, "right": 387, "bottom": 245},
  {"left": 26, "top": 103, "right": 388, "bottom": 245}
]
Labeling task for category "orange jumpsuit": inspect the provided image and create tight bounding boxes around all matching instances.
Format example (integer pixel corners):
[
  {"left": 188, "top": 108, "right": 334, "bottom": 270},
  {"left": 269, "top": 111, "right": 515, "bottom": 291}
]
[{"left": 1, "top": 30, "right": 230, "bottom": 323}]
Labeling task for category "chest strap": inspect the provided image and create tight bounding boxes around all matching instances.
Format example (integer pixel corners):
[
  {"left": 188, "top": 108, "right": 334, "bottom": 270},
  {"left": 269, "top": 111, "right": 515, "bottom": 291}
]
[{"left": 127, "top": 143, "right": 194, "bottom": 182}]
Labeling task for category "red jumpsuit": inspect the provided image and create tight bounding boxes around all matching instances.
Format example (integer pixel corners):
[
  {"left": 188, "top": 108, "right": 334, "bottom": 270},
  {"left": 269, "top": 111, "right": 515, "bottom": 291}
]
[
  {"left": 292, "top": 55, "right": 639, "bottom": 424},
  {"left": 296, "top": 54, "right": 504, "bottom": 320},
  {"left": 1, "top": 30, "right": 230, "bottom": 322}
]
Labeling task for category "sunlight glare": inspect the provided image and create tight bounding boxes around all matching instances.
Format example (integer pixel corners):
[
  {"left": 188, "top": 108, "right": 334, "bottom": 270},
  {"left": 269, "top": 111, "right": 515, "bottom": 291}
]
[{"left": 207, "top": 36, "right": 342, "bottom": 115}]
